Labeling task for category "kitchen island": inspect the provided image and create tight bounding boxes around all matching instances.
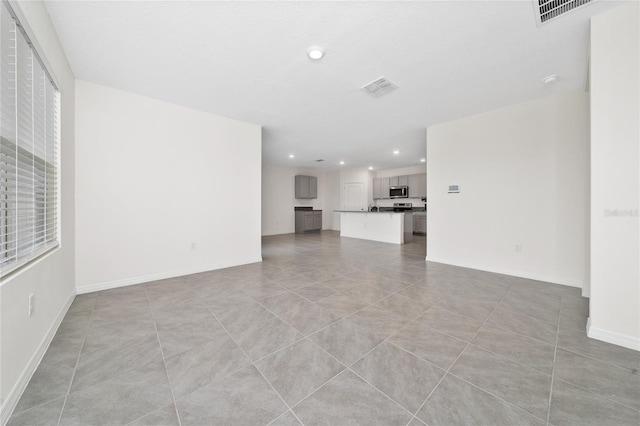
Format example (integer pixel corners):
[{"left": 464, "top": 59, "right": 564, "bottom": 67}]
[{"left": 334, "top": 211, "right": 413, "bottom": 244}]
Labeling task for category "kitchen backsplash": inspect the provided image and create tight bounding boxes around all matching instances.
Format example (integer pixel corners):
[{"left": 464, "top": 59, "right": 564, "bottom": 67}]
[
  {"left": 294, "top": 198, "right": 324, "bottom": 210},
  {"left": 375, "top": 197, "right": 426, "bottom": 209}
]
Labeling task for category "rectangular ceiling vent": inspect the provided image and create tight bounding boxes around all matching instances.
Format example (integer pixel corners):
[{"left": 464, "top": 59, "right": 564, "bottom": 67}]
[
  {"left": 534, "top": 0, "right": 596, "bottom": 26},
  {"left": 361, "top": 76, "right": 399, "bottom": 98}
]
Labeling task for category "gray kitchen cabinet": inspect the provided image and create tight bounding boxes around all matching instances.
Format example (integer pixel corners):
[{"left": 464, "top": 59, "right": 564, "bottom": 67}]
[
  {"left": 374, "top": 174, "right": 421, "bottom": 199},
  {"left": 373, "top": 177, "right": 390, "bottom": 199},
  {"left": 304, "top": 214, "right": 314, "bottom": 230},
  {"left": 295, "top": 175, "right": 309, "bottom": 198},
  {"left": 309, "top": 176, "right": 317, "bottom": 199},
  {"left": 373, "top": 178, "right": 382, "bottom": 199},
  {"left": 409, "top": 173, "right": 426, "bottom": 198},
  {"left": 380, "top": 177, "right": 390, "bottom": 198},
  {"left": 295, "top": 175, "right": 317, "bottom": 199},
  {"left": 389, "top": 175, "right": 408, "bottom": 188},
  {"left": 313, "top": 210, "right": 322, "bottom": 229},
  {"left": 413, "top": 213, "right": 427, "bottom": 234},
  {"left": 295, "top": 209, "right": 322, "bottom": 233}
]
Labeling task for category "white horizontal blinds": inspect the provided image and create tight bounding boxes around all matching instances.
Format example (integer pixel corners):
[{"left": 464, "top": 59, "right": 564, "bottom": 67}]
[
  {"left": 33, "top": 58, "right": 46, "bottom": 246},
  {"left": 16, "top": 31, "right": 34, "bottom": 257},
  {"left": 0, "top": 5, "right": 17, "bottom": 267},
  {"left": 0, "top": 1, "right": 59, "bottom": 277}
]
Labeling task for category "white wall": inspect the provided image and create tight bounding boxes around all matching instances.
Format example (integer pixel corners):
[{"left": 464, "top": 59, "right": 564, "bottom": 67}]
[
  {"left": 589, "top": 2, "right": 639, "bottom": 350},
  {"left": 325, "top": 170, "right": 342, "bottom": 230},
  {"left": 261, "top": 163, "right": 327, "bottom": 236},
  {"left": 1, "top": 0, "right": 76, "bottom": 422},
  {"left": 375, "top": 165, "right": 426, "bottom": 178},
  {"left": 426, "top": 91, "right": 589, "bottom": 288},
  {"left": 75, "top": 81, "right": 262, "bottom": 293}
]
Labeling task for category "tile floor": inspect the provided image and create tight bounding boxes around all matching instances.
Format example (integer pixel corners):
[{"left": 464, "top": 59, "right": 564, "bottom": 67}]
[{"left": 8, "top": 231, "right": 640, "bottom": 425}]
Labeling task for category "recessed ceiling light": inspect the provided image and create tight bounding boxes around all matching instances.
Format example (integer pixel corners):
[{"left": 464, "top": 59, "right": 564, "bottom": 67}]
[
  {"left": 288, "top": 154, "right": 294, "bottom": 158},
  {"left": 420, "top": 158, "right": 426, "bottom": 163},
  {"left": 368, "top": 166, "right": 374, "bottom": 170},
  {"left": 542, "top": 74, "right": 558, "bottom": 85},
  {"left": 339, "top": 161, "right": 345, "bottom": 165},
  {"left": 307, "top": 45, "right": 325, "bottom": 60},
  {"left": 393, "top": 150, "right": 400, "bottom": 155}
]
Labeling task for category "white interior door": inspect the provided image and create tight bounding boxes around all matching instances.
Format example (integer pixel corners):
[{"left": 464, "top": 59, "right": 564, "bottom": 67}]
[{"left": 343, "top": 182, "right": 365, "bottom": 211}]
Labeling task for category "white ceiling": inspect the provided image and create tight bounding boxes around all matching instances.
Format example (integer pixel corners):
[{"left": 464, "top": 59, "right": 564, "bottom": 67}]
[{"left": 45, "top": 0, "right": 619, "bottom": 171}]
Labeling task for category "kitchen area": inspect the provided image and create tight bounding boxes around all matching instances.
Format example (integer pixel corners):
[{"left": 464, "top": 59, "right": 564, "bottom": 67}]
[
  {"left": 335, "top": 170, "right": 426, "bottom": 244},
  {"left": 278, "top": 165, "right": 426, "bottom": 246}
]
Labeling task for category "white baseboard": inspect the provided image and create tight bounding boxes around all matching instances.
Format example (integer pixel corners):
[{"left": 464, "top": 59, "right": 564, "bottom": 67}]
[
  {"left": 587, "top": 323, "right": 640, "bottom": 351},
  {"left": 581, "top": 285, "right": 590, "bottom": 298},
  {"left": 76, "top": 257, "right": 263, "bottom": 295},
  {"left": 1, "top": 289, "right": 76, "bottom": 425},
  {"left": 424, "top": 256, "right": 583, "bottom": 288}
]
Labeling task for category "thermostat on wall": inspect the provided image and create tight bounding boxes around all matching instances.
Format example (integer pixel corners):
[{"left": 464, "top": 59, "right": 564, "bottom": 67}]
[{"left": 448, "top": 184, "right": 460, "bottom": 193}]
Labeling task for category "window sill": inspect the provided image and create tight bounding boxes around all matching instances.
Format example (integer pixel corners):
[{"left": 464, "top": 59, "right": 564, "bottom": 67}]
[{"left": 0, "top": 243, "right": 61, "bottom": 285}]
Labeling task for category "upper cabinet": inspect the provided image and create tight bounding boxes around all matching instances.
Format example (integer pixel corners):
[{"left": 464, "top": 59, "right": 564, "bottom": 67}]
[
  {"left": 389, "top": 175, "right": 408, "bottom": 187},
  {"left": 295, "top": 175, "right": 318, "bottom": 199},
  {"left": 373, "top": 178, "right": 382, "bottom": 200},
  {"left": 373, "top": 177, "right": 390, "bottom": 199},
  {"left": 409, "top": 173, "right": 426, "bottom": 198},
  {"left": 374, "top": 173, "right": 425, "bottom": 199},
  {"left": 380, "top": 177, "right": 390, "bottom": 198}
]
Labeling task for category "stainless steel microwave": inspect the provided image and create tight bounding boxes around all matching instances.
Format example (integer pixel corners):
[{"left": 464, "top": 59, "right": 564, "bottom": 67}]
[{"left": 390, "top": 186, "right": 408, "bottom": 198}]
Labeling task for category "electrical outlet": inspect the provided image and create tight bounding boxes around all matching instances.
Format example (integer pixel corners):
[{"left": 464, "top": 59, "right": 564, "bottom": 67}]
[
  {"left": 191, "top": 242, "right": 197, "bottom": 251},
  {"left": 515, "top": 244, "right": 522, "bottom": 252},
  {"left": 28, "top": 293, "right": 34, "bottom": 316}
]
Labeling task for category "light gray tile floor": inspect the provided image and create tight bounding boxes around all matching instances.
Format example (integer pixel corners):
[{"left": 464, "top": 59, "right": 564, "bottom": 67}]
[{"left": 8, "top": 232, "right": 640, "bottom": 425}]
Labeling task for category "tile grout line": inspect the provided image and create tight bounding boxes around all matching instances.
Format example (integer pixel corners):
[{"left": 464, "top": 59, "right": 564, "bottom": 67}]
[
  {"left": 8, "top": 309, "right": 98, "bottom": 420},
  {"left": 546, "top": 293, "right": 564, "bottom": 426},
  {"left": 445, "top": 370, "right": 551, "bottom": 423},
  {"left": 303, "top": 278, "right": 415, "bottom": 322},
  {"left": 485, "top": 306, "right": 558, "bottom": 342},
  {"left": 546, "top": 377, "right": 640, "bottom": 414},
  {"left": 546, "top": 295, "right": 640, "bottom": 417},
  {"left": 265, "top": 409, "right": 298, "bottom": 426},
  {"left": 237, "top": 273, "right": 430, "bottom": 422},
  {"left": 141, "top": 284, "right": 183, "bottom": 426},
  {"left": 382, "top": 307, "right": 567, "bottom": 417},
  {"left": 237, "top": 275, "right": 416, "bottom": 365},
  {"left": 290, "top": 299, "right": 439, "bottom": 423},
  {"left": 554, "top": 339, "right": 640, "bottom": 374},
  {"left": 385, "top": 333, "right": 558, "bottom": 419},
  {"left": 42, "top": 235, "right": 630, "bottom": 426},
  {"left": 203, "top": 303, "right": 307, "bottom": 426},
  {"left": 55, "top": 296, "right": 98, "bottom": 426},
  {"left": 406, "top": 281, "right": 548, "bottom": 425}
]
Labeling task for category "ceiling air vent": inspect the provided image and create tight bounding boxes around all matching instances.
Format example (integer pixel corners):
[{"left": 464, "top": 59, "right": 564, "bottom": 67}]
[
  {"left": 534, "top": 0, "right": 595, "bottom": 26},
  {"left": 361, "top": 76, "right": 399, "bottom": 98}
]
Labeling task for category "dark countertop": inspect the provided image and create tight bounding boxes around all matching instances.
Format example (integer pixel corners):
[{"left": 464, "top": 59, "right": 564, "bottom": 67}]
[{"left": 333, "top": 210, "right": 407, "bottom": 214}]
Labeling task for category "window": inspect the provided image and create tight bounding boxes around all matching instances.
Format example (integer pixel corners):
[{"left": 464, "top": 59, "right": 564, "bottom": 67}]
[{"left": 0, "top": 1, "right": 60, "bottom": 278}]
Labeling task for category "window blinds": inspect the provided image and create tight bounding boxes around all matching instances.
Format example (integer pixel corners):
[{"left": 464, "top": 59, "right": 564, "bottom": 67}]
[{"left": 0, "top": 1, "right": 59, "bottom": 278}]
